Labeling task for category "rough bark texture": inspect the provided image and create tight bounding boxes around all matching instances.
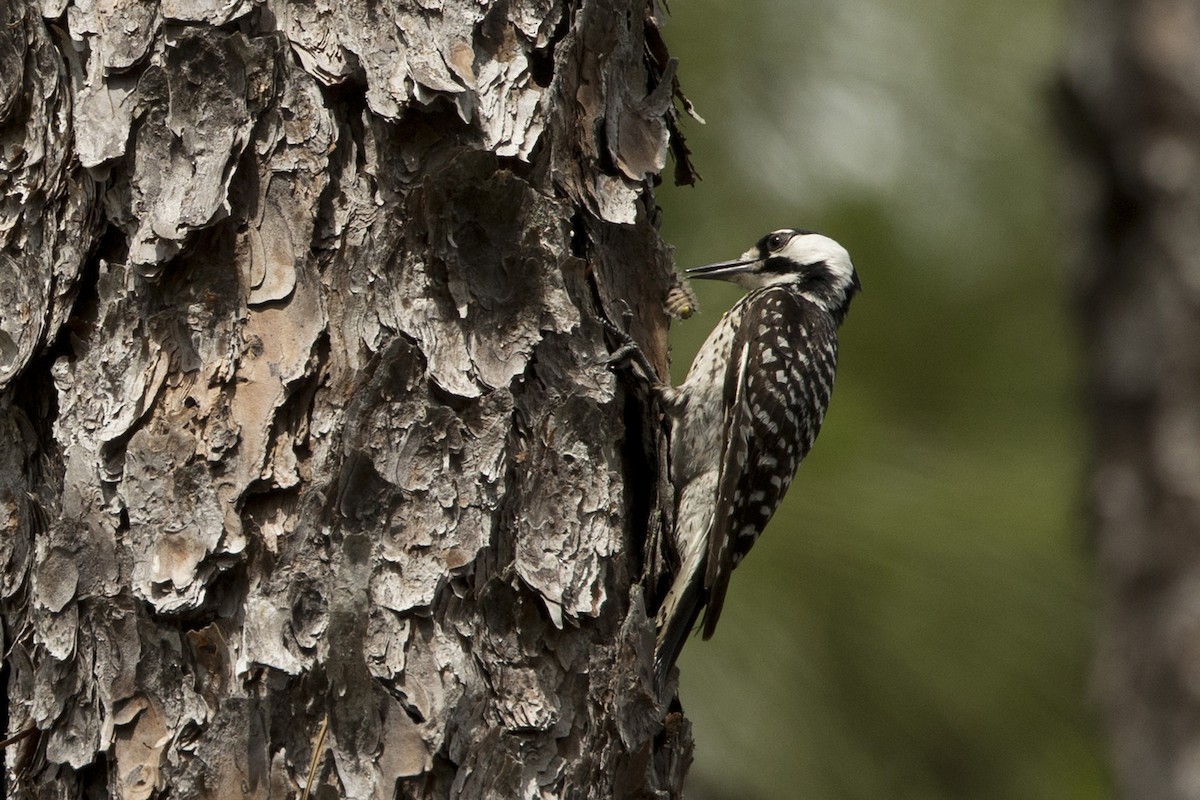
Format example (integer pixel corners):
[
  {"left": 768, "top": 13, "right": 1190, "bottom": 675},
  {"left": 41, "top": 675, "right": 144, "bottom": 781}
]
[
  {"left": 1063, "top": 2, "right": 1200, "bottom": 798},
  {"left": 0, "top": 0, "right": 693, "bottom": 796}
]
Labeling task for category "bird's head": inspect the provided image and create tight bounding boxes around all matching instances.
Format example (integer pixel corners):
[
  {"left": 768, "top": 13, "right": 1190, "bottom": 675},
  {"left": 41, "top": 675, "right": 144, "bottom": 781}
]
[{"left": 686, "top": 229, "right": 861, "bottom": 319}]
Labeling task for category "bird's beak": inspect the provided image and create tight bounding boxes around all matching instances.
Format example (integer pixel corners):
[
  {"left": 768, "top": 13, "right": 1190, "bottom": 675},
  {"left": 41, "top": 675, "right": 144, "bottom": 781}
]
[{"left": 685, "top": 258, "right": 758, "bottom": 281}]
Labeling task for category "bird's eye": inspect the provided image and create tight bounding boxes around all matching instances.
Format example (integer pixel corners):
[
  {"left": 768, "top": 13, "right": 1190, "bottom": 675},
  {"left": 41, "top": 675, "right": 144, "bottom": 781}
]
[{"left": 767, "top": 232, "right": 791, "bottom": 251}]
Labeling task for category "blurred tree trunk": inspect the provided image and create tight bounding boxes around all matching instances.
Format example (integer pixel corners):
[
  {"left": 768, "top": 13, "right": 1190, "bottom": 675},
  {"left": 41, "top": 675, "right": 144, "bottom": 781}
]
[
  {"left": 0, "top": 0, "right": 693, "bottom": 796},
  {"left": 1064, "top": 2, "right": 1200, "bottom": 798}
]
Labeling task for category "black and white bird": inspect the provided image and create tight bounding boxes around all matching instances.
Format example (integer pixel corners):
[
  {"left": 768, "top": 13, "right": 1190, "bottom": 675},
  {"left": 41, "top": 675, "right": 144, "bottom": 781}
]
[{"left": 654, "top": 228, "right": 861, "bottom": 680}]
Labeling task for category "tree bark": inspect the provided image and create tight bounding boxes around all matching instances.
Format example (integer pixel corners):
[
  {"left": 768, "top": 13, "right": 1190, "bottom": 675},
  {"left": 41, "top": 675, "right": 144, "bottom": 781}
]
[
  {"left": 0, "top": 0, "right": 693, "bottom": 796},
  {"left": 1064, "top": 2, "right": 1200, "bottom": 798}
]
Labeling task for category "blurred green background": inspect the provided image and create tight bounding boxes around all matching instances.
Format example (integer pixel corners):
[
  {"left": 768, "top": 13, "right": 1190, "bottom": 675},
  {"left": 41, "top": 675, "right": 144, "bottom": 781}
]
[{"left": 655, "top": 1, "right": 1109, "bottom": 798}]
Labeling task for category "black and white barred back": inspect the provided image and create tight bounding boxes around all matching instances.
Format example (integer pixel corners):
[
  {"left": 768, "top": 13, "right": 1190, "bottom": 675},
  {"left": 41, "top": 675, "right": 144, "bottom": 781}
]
[{"left": 655, "top": 229, "right": 859, "bottom": 681}]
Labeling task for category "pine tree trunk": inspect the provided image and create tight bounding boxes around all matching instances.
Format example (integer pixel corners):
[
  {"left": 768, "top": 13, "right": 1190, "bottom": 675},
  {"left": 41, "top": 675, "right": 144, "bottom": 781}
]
[
  {"left": 0, "top": 0, "right": 693, "bottom": 796},
  {"left": 1063, "top": 2, "right": 1200, "bottom": 797}
]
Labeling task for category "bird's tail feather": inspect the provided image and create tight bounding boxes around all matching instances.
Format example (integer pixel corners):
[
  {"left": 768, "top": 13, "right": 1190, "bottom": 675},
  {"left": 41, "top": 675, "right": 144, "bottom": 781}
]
[
  {"left": 653, "top": 475, "right": 714, "bottom": 696},
  {"left": 653, "top": 569, "right": 703, "bottom": 694}
]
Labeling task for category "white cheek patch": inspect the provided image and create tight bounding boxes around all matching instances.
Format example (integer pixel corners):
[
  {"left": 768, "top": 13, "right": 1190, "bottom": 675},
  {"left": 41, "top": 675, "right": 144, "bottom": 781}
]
[{"left": 781, "top": 234, "right": 855, "bottom": 287}]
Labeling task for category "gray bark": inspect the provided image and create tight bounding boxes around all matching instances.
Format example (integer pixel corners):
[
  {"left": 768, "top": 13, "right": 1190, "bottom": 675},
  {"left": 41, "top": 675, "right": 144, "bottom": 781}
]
[
  {"left": 1063, "top": 2, "right": 1200, "bottom": 798},
  {"left": 0, "top": 0, "right": 693, "bottom": 796}
]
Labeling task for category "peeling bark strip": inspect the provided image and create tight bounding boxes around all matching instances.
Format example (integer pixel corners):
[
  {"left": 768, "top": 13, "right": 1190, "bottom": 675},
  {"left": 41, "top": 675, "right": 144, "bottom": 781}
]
[{"left": 1, "top": 0, "right": 694, "bottom": 796}]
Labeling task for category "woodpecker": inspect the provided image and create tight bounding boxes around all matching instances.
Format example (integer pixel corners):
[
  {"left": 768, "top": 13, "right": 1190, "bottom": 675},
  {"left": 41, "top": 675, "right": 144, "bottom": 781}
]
[{"left": 654, "top": 228, "right": 860, "bottom": 680}]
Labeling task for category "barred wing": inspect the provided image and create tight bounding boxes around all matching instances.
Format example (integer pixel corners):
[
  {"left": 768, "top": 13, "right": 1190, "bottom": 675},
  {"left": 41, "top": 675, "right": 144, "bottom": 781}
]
[{"left": 702, "top": 288, "right": 839, "bottom": 638}]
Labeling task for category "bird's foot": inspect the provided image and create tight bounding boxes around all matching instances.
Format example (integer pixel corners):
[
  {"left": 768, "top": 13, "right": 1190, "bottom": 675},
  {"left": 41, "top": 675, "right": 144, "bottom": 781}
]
[{"left": 602, "top": 313, "right": 658, "bottom": 385}]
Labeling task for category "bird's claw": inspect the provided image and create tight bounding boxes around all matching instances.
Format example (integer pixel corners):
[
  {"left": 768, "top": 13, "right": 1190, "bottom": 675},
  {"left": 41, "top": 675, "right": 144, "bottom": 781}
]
[{"left": 601, "top": 315, "right": 657, "bottom": 383}]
